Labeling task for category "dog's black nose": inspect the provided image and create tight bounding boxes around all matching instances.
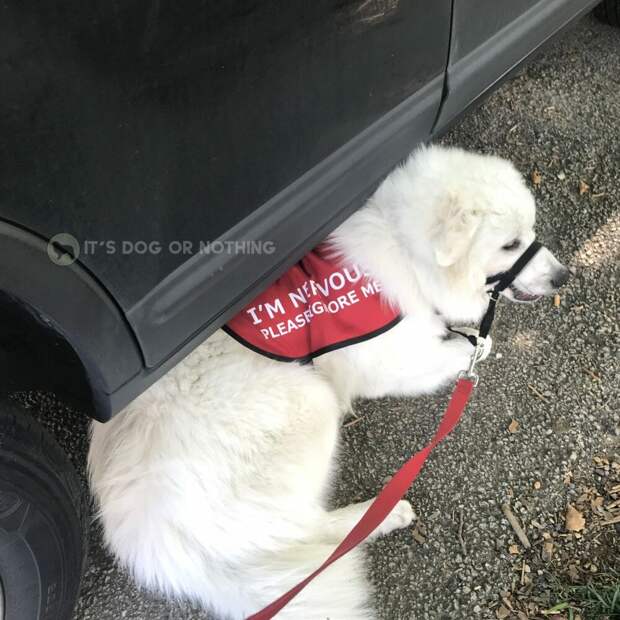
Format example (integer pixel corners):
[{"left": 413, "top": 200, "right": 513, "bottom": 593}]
[{"left": 551, "top": 267, "right": 570, "bottom": 288}]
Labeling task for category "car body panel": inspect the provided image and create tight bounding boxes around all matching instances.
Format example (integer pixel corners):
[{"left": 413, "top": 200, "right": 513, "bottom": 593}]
[
  {"left": 0, "top": 222, "right": 142, "bottom": 419},
  {"left": 434, "top": 0, "right": 600, "bottom": 130}
]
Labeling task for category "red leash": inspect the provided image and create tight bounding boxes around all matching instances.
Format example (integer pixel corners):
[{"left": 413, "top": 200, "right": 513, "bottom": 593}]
[{"left": 246, "top": 377, "right": 475, "bottom": 620}]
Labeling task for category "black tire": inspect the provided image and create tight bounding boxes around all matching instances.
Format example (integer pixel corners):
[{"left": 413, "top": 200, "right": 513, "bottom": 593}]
[
  {"left": 595, "top": 0, "right": 620, "bottom": 26},
  {"left": 0, "top": 400, "right": 88, "bottom": 620}
]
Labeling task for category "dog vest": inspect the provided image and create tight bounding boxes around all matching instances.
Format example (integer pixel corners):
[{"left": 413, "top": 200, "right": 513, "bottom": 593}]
[{"left": 224, "top": 244, "right": 401, "bottom": 362}]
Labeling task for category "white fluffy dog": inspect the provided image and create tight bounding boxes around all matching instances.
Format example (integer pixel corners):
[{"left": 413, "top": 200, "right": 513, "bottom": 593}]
[{"left": 88, "top": 146, "right": 569, "bottom": 619}]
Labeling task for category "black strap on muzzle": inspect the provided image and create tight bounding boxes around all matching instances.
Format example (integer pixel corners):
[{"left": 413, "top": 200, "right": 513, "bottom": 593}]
[{"left": 478, "top": 240, "right": 542, "bottom": 339}]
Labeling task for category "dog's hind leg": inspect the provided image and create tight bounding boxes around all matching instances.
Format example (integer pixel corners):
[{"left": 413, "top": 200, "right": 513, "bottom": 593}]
[{"left": 320, "top": 498, "right": 415, "bottom": 543}]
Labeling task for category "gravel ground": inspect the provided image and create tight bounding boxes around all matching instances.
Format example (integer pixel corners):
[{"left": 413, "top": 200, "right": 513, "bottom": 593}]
[{"left": 24, "top": 13, "right": 619, "bottom": 620}]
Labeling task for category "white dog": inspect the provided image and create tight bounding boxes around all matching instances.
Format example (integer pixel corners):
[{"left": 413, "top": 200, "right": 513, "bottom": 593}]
[{"left": 88, "top": 146, "right": 569, "bottom": 619}]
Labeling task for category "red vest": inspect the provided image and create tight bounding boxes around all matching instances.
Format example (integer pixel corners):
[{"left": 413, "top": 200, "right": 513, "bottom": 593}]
[{"left": 224, "top": 244, "right": 401, "bottom": 362}]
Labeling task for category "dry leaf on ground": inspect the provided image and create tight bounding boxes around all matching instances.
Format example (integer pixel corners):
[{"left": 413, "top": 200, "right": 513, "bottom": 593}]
[
  {"left": 591, "top": 496, "right": 603, "bottom": 511},
  {"left": 565, "top": 504, "right": 586, "bottom": 532},
  {"left": 412, "top": 528, "right": 425, "bottom": 544},
  {"left": 579, "top": 180, "right": 590, "bottom": 194},
  {"left": 508, "top": 419, "right": 520, "bottom": 433}
]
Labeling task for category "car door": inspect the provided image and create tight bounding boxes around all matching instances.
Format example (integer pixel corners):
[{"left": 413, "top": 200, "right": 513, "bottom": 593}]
[
  {"left": 434, "top": 0, "right": 599, "bottom": 131},
  {"left": 0, "top": 1, "right": 453, "bottom": 409}
]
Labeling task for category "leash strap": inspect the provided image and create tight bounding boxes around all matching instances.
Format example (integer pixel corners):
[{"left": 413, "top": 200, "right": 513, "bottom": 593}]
[
  {"left": 246, "top": 378, "right": 475, "bottom": 620},
  {"left": 447, "top": 326, "right": 478, "bottom": 346}
]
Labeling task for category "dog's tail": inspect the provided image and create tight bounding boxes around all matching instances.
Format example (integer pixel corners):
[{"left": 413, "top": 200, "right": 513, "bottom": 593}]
[{"left": 235, "top": 542, "right": 374, "bottom": 620}]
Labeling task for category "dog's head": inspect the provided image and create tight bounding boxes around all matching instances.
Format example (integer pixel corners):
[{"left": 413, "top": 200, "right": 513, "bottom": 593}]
[{"left": 398, "top": 147, "right": 570, "bottom": 321}]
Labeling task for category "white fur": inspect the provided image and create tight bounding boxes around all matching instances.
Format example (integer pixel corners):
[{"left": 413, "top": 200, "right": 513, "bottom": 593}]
[{"left": 88, "top": 146, "right": 568, "bottom": 619}]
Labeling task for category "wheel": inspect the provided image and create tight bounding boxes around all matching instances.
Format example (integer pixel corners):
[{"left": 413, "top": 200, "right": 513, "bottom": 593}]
[
  {"left": 0, "top": 399, "right": 88, "bottom": 620},
  {"left": 595, "top": 0, "right": 620, "bottom": 26}
]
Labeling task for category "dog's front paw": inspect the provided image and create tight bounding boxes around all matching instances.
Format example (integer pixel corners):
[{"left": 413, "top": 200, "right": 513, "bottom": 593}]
[{"left": 378, "top": 499, "right": 416, "bottom": 536}]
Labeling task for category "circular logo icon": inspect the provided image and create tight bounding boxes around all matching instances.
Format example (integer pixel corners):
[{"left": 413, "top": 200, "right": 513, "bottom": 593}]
[{"left": 47, "top": 233, "right": 80, "bottom": 266}]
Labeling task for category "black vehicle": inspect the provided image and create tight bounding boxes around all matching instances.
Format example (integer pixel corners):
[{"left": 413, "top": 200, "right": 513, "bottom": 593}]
[{"left": 0, "top": 1, "right": 614, "bottom": 618}]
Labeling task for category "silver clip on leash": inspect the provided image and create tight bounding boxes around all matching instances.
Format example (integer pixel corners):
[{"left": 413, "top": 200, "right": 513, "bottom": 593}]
[
  {"left": 460, "top": 240, "right": 543, "bottom": 384},
  {"left": 459, "top": 339, "right": 486, "bottom": 386}
]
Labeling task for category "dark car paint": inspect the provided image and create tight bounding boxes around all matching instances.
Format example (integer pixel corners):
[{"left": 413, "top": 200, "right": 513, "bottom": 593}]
[
  {"left": 0, "top": 0, "right": 599, "bottom": 420},
  {"left": 0, "top": 0, "right": 450, "bottom": 309}
]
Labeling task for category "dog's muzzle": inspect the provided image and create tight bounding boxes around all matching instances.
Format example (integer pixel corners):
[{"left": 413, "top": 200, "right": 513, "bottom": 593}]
[{"left": 479, "top": 240, "right": 543, "bottom": 339}]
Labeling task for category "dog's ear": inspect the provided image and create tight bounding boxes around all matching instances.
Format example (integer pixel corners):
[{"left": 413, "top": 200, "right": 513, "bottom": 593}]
[{"left": 432, "top": 193, "right": 481, "bottom": 267}]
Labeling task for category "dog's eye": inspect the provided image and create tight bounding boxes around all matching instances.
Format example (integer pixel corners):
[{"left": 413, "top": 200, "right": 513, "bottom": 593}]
[{"left": 502, "top": 239, "right": 521, "bottom": 251}]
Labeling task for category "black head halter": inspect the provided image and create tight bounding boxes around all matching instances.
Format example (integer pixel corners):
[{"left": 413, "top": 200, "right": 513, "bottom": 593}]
[{"left": 478, "top": 240, "right": 542, "bottom": 338}]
